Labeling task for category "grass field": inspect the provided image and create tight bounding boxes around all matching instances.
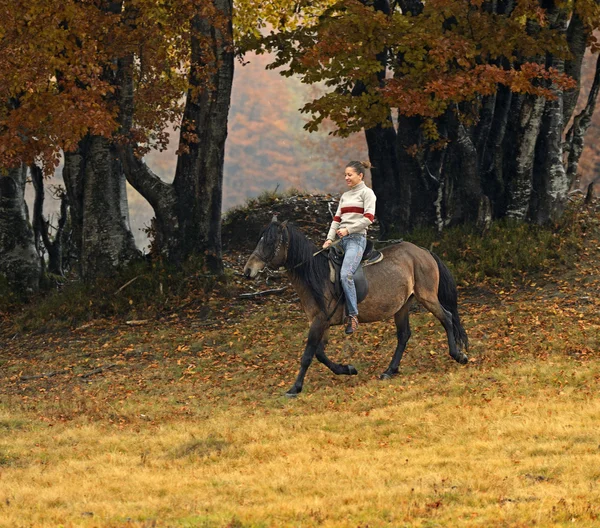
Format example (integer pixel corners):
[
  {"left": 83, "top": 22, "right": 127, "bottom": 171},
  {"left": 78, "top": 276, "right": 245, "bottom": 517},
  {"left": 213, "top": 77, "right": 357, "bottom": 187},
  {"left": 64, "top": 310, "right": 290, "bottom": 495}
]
[{"left": 0, "top": 203, "right": 599, "bottom": 527}]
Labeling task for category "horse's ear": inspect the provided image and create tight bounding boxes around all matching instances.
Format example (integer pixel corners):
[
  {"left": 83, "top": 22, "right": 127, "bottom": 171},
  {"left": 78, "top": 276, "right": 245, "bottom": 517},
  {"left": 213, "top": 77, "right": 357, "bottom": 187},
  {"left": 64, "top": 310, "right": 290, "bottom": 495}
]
[{"left": 271, "top": 215, "right": 278, "bottom": 223}]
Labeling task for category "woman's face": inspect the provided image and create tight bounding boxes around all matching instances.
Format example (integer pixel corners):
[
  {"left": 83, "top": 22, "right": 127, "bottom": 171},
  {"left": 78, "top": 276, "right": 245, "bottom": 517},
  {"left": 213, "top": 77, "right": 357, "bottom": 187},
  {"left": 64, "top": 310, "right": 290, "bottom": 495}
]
[{"left": 344, "top": 166, "right": 363, "bottom": 188}]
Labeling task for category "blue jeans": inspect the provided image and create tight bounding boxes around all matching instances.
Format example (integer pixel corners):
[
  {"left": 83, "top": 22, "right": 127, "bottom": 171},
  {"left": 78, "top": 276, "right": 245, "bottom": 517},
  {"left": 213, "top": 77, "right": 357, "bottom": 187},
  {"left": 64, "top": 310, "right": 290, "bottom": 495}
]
[{"left": 341, "top": 234, "right": 367, "bottom": 317}]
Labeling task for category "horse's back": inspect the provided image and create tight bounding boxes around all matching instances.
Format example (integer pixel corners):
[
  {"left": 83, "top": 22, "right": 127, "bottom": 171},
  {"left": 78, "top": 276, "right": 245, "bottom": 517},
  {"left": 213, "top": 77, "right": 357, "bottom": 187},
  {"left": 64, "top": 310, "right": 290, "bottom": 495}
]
[
  {"left": 356, "top": 242, "right": 440, "bottom": 322},
  {"left": 377, "top": 241, "right": 437, "bottom": 270}
]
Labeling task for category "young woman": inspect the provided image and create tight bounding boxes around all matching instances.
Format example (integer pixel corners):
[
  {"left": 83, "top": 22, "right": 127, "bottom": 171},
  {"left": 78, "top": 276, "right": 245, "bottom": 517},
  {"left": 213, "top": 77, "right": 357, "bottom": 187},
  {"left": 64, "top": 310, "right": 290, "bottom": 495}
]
[{"left": 323, "top": 160, "right": 377, "bottom": 334}]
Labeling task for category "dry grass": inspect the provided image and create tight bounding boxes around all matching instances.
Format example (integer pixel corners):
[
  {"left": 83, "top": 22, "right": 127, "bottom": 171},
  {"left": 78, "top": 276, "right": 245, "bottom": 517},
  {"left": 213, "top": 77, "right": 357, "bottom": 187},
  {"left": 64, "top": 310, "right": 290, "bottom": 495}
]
[
  {"left": 1, "top": 379, "right": 600, "bottom": 527},
  {"left": 1, "top": 307, "right": 599, "bottom": 527}
]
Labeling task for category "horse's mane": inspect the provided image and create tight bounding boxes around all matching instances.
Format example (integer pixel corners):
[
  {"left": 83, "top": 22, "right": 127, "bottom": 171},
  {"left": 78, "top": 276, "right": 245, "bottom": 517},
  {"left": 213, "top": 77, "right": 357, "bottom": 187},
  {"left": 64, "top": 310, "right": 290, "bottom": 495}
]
[
  {"left": 261, "top": 222, "right": 330, "bottom": 313},
  {"left": 285, "top": 223, "right": 331, "bottom": 312}
]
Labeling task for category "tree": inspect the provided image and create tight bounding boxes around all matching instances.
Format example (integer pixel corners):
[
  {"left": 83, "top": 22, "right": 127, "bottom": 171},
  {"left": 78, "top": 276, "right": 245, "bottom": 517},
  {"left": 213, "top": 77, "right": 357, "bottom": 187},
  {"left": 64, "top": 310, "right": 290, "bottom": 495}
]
[
  {"left": 0, "top": 165, "right": 41, "bottom": 294},
  {"left": 250, "top": 0, "right": 600, "bottom": 234},
  {"left": 0, "top": 0, "right": 236, "bottom": 278},
  {"left": 0, "top": 0, "right": 141, "bottom": 280},
  {"left": 120, "top": 0, "right": 234, "bottom": 272}
]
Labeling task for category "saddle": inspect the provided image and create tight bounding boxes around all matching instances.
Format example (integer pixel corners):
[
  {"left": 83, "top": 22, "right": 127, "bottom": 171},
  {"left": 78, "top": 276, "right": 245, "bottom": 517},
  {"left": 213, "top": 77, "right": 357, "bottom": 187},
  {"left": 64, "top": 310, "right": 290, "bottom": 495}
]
[{"left": 328, "top": 240, "right": 384, "bottom": 306}]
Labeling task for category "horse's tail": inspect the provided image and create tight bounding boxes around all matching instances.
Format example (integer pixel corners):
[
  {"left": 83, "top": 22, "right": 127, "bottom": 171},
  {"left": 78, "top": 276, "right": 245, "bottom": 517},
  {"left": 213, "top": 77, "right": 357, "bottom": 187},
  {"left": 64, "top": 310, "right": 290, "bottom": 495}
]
[{"left": 430, "top": 252, "right": 469, "bottom": 352}]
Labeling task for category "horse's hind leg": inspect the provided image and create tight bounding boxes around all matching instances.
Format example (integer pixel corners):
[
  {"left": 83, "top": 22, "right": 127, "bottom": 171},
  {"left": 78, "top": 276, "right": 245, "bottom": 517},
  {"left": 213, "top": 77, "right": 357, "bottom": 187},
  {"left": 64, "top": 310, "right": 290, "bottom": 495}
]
[
  {"left": 380, "top": 301, "right": 412, "bottom": 380},
  {"left": 315, "top": 333, "right": 358, "bottom": 376},
  {"left": 418, "top": 294, "right": 468, "bottom": 365}
]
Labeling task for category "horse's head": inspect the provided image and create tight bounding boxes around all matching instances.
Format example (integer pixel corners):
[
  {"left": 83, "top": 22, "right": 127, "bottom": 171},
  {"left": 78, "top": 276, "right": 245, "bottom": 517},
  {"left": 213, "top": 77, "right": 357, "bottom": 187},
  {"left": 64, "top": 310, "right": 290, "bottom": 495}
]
[{"left": 243, "top": 216, "right": 288, "bottom": 279}]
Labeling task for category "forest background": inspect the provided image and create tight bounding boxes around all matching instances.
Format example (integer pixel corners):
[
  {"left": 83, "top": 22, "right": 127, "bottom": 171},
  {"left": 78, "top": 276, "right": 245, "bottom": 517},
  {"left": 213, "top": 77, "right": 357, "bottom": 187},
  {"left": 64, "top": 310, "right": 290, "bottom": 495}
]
[
  {"left": 28, "top": 51, "right": 369, "bottom": 251},
  {"left": 3, "top": 0, "right": 600, "bottom": 290},
  {"left": 28, "top": 49, "right": 600, "bottom": 252},
  {"left": 2, "top": 3, "right": 600, "bottom": 524}
]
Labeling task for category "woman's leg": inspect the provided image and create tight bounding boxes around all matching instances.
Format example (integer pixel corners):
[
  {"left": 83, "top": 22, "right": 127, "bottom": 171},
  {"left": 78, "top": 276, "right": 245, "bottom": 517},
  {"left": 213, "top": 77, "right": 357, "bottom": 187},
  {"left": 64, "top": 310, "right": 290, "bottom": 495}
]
[{"left": 340, "top": 234, "right": 367, "bottom": 317}]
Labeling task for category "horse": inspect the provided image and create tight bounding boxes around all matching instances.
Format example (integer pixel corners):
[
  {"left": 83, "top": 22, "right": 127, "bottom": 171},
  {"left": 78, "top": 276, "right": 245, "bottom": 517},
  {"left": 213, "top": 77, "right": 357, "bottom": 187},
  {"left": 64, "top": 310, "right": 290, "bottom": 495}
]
[{"left": 243, "top": 218, "right": 469, "bottom": 397}]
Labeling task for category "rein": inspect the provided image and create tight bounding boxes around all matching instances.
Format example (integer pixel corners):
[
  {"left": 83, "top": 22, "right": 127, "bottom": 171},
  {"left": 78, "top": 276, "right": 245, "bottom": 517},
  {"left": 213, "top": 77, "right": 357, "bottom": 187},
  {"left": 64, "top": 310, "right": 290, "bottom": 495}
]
[{"left": 290, "top": 238, "right": 341, "bottom": 270}]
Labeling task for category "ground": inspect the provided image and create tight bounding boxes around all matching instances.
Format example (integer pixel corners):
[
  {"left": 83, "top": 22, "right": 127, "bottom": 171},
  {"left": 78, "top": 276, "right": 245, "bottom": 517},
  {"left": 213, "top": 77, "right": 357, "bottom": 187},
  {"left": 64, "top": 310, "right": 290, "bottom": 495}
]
[{"left": 0, "top": 198, "right": 598, "bottom": 527}]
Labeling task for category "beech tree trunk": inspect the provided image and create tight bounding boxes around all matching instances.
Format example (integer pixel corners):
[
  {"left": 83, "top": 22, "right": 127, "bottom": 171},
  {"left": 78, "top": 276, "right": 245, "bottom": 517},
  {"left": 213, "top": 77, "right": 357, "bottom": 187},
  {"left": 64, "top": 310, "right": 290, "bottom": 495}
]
[
  {"left": 63, "top": 147, "right": 86, "bottom": 264},
  {"left": 530, "top": 10, "right": 570, "bottom": 225},
  {"left": 365, "top": 123, "right": 407, "bottom": 236},
  {"left": 122, "top": 1, "right": 234, "bottom": 272},
  {"left": 173, "top": 4, "right": 233, "bottom": 271},
  {"left": 80, "top": 136, "right": 139, "bottom": 278},
  {"left": 504, "top": 94, "right": 545, "bottom": 219},
  {"left": 63, "top": 136, "right": 139, "bottom": 279},
  {"left": 0, "top": 164, "right": 41, "bottom": 294},
  {"left": 563, "top": 12, "right": 587, "bottom": 125},
  {"left": 565, "top": 54, "right": 600, "bottom": 186},
  {"left": 31, "top": 164, "right": 70, "bottom": 276}
]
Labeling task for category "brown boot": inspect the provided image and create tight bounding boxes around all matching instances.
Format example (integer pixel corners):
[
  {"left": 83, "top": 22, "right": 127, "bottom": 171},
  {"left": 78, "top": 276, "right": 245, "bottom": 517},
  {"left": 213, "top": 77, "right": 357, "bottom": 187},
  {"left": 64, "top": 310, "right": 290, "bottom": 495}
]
[{"left": 345, "top": 315, "right": 359, "bottom": 335}]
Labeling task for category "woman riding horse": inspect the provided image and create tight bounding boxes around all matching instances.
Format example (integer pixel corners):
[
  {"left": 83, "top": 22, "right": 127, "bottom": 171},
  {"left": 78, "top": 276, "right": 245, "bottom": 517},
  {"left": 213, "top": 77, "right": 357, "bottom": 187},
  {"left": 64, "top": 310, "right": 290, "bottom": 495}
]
[
  {"left": 243, "top": 218, "right": 469, "bottom": 397},
  {"left": 322, "top": 160, "right": 376, "bottom": 335}
]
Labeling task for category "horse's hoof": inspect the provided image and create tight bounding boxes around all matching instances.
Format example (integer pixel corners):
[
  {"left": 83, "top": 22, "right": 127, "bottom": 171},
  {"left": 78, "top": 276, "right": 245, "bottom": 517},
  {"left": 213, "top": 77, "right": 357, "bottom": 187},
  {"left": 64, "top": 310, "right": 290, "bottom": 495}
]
[
  {"left": 285, "top": 386, "right": 301, "bottom": 397},
  {"left": 347, "top": 365, "right": 358, "bottom": 376},
  {"left": 379, "top": 372, "right": 395, "bottom": 380}
]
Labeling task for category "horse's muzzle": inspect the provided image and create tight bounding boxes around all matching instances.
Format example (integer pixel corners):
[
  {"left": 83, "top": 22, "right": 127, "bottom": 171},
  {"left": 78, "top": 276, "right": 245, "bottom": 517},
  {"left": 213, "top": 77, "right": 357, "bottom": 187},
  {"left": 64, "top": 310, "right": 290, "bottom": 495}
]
[{"left": 243, "top": 254, "right": 266, "bottom": 279}]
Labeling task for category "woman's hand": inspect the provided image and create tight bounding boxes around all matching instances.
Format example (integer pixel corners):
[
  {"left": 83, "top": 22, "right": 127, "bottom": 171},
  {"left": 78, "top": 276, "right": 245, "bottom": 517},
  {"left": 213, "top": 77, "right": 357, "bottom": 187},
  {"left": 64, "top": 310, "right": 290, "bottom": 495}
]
[
  {"left": 322, "top": 239, "right": 333, "bottom": 249},
  {"left": 336, "top": 228, "right": 349, "bottom": 238}
]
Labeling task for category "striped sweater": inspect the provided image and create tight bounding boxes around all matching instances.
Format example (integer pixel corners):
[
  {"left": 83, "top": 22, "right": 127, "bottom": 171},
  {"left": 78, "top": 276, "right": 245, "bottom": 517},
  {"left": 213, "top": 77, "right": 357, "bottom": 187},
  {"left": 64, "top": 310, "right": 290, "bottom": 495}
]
[{"left": 326, "top": 181, "right": 377, "bottom": 241}]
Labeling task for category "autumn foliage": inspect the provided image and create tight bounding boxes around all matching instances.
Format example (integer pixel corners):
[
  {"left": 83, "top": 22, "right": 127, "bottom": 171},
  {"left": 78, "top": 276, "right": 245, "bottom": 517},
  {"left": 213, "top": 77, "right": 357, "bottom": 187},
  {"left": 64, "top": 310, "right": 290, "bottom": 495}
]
[
  {"left": 0, "top": 0, "right": 229, "bottom": 172},
  {"left": 248, "top": 0, "right": 596, "bottom": 137}
]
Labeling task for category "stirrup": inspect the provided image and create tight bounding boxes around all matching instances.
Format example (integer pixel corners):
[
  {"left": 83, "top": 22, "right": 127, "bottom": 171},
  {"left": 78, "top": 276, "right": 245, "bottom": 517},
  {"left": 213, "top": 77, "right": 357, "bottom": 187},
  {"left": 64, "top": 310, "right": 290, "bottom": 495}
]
[
  {"left": 345, "top": 315, "right": 359, "bottom": 335},
  {"left": 363, "top": 251, "right": 383, "bottom": 266}
]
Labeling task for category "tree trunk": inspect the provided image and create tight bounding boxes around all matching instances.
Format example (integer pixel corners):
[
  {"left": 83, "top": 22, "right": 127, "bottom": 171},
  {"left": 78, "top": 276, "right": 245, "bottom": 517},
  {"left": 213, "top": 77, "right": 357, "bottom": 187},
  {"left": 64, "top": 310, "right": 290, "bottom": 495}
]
[
  {"left": 0, "top": 164, "right": 41, "bottom": 294},
  {"left": 31, "top": 164, "right": 70, "bottom": 276},
  {"left": 563, "top": 12, "right": 587, "bottom": 126},
  {"left": 121, "top": 2, "right": 233, "bottom": 272},
  {"left": 531, "top": 52, "right": 569, "bottom": 222},
  {"left": 397, "top": 116, "right": 438, "bottom": 229},
  {"left": 584, "top": 179, "right": 597, "bottom": 204},
  {"left": 503, "top": 94, "right": 546, "bottom": 219},
  {"left": 365, "top": 122, "right": 407, "bottom": 235},
  {"left": 442, "top": 117, "right": 483, "bottom": 226},
  {"left": 119, "top": 145, "right": 179, "bottom": 257},
  {"left": 63, "top": 144, "right": 87, "bottom": 273},
  {"left": 79, "top": 136, "right": 139, "bottom": 278},
  {"left": 30, "top": 164, "right": 47, "bottom": 274},
  {"left": 531, "top": 95, "right": 568, "bottom": 224},
  {"left": 172, "top": 1, "right": 234, "bottom": 272},
  {"left": 480, "top": 84, "right": 513, "bottom": 217},
  {"left": 565, "top": 53, "right": 600, "bottom": 186}
]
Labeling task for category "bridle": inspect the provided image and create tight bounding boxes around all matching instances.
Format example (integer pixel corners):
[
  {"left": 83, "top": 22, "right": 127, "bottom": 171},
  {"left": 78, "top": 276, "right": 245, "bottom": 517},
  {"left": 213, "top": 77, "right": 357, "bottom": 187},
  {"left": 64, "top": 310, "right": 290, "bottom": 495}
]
[
  {"left": 251, "top": 222, "right": 340, "bottom": 271},
  {"left": 250, "top": 222, "right": 288, "bottom": 271}
]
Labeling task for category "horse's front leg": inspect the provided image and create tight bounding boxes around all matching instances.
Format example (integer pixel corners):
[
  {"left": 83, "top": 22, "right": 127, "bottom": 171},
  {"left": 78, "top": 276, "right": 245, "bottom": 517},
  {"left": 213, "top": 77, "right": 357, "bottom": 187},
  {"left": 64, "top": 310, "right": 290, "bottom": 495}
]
[
  {"left": 286, "top": 317, "right": 328, "bottom": 397},
  {"left": 315, "top": 332, "right": 358, "bottom": 376}
]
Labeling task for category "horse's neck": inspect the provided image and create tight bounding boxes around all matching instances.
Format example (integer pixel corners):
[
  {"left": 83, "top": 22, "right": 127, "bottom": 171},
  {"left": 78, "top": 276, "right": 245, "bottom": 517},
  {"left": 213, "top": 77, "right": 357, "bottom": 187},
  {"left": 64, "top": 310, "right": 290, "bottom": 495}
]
[
  {"left": 286, "top": 270, "right": 329, "bottom": 317},
  {"left": 284, "top": 233, "right": 318, "bottom": 269}
]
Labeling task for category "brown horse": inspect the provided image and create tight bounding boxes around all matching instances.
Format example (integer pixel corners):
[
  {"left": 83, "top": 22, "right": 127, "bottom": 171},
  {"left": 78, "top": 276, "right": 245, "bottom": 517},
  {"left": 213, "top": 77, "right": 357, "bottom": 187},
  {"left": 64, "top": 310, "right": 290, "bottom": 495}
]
[{"left": 243, "top": 219, "right": 469, "bottom": 397}]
